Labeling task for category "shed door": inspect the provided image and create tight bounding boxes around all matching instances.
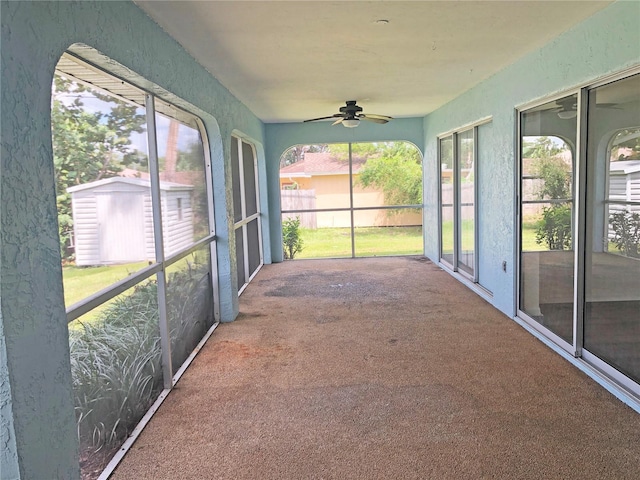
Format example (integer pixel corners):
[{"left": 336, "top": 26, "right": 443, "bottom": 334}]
[{"left": 97, "top": 192, "right": 146, "bottom": 263}]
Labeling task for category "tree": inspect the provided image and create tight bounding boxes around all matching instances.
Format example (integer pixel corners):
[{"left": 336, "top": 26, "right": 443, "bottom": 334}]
[
  {"left": 357, "top": 142, "right": 422, "bottom": 208},
  {"left": 280, "top": 144, "right": 328, "bottom": 167},
  {"left": 52, "top": 75, "right": 146, "bottom": 259},
  {"left": 534, "top": 155, "right": 572, "bottom": 200},
  {"left": 327, "top": 142, "right": 379, "bottom": 162},
  {"left": 523, "top": 136, "right": 563, "bottom": 160}
]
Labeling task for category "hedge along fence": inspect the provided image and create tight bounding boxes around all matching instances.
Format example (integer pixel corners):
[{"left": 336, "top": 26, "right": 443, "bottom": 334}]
[{"left": 69, "top": 254, "right": 213, "bottom": 454}]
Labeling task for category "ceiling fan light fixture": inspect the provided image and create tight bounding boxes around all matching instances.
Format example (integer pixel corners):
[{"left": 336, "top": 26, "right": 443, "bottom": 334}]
[
  {"left": 557, "top": 110, "right": 577, "bottom": 119},
  {"left": 342, "top": 118, "right": 360, "bottom": 128}
]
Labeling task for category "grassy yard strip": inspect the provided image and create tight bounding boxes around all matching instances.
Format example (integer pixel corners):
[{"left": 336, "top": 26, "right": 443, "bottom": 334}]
[
  {"left": 63, "top": 262, "right": 148, "bottom": 307},
  {"left": 297, "top": 226, "right": 423, "bottom": 259}
]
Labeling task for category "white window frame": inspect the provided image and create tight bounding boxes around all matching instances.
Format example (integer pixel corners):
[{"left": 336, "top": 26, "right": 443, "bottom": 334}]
[{"left": 232, "top": 135, "right": 263, "bottom": 295}]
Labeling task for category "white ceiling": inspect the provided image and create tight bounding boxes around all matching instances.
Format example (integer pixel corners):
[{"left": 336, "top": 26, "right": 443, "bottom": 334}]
[{"left": 135, "top": 1, "right": 612, "bottom": 123}]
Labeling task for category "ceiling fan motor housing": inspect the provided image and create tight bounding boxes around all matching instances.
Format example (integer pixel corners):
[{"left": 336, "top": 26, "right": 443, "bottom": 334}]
[{"left": 340, "top": 100, "right": 363, "bottom": 118}]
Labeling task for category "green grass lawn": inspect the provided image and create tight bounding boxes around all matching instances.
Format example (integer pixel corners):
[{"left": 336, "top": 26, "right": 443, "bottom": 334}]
[
  {"left": 63, "top": 251, "right": 208, "bottom": 316},
  {"left": 296, "top": 226, "right": 423, "bottom": 259},
  {"left": 63, "top": 261, "right": 148, "bottom": 308},
  {"left": 63, "top": 262, "right": 149, "bottom": 326},
  {"left": 521, "top": 221, "right": 545, "bottom": 251}
]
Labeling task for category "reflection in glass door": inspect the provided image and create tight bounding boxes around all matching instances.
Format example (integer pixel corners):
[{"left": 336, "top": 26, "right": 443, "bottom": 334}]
[
  {"left": 519, "top": 94, "right": 577, "bottom": 345},
  {"left": 584, "top": 74, "right": 640, "bottom": 384}
]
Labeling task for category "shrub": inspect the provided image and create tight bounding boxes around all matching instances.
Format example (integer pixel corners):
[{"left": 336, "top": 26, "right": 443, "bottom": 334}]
[
  {"left": 533, "top": 155, "right": 573, "bottom": 250},
  {"left": 69, "top": 256, "right": 213, "bottom": 455},
  {"left": 610, "top": 211, "right": 640, "bottom": 258},
  {"left": 283, "top": 217, "right": 303, "bottom": 259},
  {"left": 69, "top": 281, "right": 162, "bottom": 452},
  {"left": 166, "top": 257, "right": 213, "bottom": 368},
  {"left": 536, "top": 204, "right": 572, "bottom": 250}
]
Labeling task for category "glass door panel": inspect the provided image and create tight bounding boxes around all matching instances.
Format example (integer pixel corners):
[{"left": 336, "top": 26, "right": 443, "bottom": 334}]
[
  {"left": 519, "top": 95, "right": 577, "bottom": 344},
  {"left": 439, "top": 137, "right": 455, "bottom": 266},
  {"left": 457, "top": 130, "right": 475, "bottom": 276},
  {"left": 584, "top": 74, "right": 640, "bottom": 383}
]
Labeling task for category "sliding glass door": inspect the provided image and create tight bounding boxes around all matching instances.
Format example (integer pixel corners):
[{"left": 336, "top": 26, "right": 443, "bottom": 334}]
[
  {"left": 583, "top": 73, "right": 640, "bottom": 385},
  {"left": 519, "top": 94, "right": 577, "bottom": 345},
  {"left": 457, "top": 129, "right": 476, "bottom": 276},
  {"left": 518, "top": 71, "right": 639, "bottom": 393},
  {"left": 439, "top": 125, "right": 482, "bottom": 282},
  {"left": 439, "top": 137, "right": 455, "bottom": 267}
]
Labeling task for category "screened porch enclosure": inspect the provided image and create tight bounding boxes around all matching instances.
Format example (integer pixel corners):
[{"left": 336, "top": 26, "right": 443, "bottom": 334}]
[{"left": 52, "top": 51, "right": 220, "bottom": 479}]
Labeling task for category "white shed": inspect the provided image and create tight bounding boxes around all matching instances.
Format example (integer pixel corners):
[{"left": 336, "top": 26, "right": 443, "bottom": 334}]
[
  {"left": 607, "top": 160, "right": 640, "bottom": 243},
  {"left": 609, "top": 160, "right": 640, "bottom": 208},
  {"left": 68, "top": 177, "right": 194, "bottom": 266}
]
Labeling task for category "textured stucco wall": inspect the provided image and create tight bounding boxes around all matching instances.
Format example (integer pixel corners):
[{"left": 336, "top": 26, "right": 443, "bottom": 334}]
[
  {"left": 422, "top": 0, "right": 640, "bottom": 316},
  {"left": 1, "top": 312, "right": 19, "bottom": 480},
  {"left": 265, "top": 118, "right": 425, "bottom": 262},
  {"left": 0, "top": 1, "right": 265, "bottom": 478}
]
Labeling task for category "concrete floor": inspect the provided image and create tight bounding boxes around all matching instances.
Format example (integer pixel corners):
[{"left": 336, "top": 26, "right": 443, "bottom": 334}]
[{"left": 112, "top": 257, "right": 640, "bottom": 479}]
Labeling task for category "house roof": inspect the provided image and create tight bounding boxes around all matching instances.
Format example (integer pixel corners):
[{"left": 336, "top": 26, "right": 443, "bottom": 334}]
[{"left": 279, "top": 152, "right": 368, "bottom": 177}]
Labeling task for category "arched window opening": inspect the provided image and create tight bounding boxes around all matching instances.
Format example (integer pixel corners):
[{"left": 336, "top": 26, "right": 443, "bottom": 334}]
[
  {"left": 279, "top": 141, "right": 423, "bottom": 259},
  {"left": 52, "top": 52, "right": 218, "bottom": 478}
]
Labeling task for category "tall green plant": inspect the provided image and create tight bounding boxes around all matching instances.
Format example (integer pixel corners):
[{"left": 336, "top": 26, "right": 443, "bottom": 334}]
[
  {"left": 69, "top": 282, "right": 162, "bottom": 451},
  {"left": 536, "top": 204, "right": 572, "bottom": 250},
  {"left": 283, "top": 217, "right": 303, "bottom": 259},
  {"left": 166, "top": 256, "right": 213, "bottom": 367}
]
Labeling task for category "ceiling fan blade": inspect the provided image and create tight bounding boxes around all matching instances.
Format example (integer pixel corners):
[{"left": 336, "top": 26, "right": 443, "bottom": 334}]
[
  {"left": 332, "top": 117, "right": 345, "bottom": 125},
  {"left": 361, "top": 113, "right": 393, "bottom": 120},
  {"left": 303, "top": 115, "right": 342, "bottom": 123},
  {"left": 359, "top": 115, "right": 388, "bottom": 124},
  {"left": 596, "top": 103, "right": 622, "bottom": 109}
]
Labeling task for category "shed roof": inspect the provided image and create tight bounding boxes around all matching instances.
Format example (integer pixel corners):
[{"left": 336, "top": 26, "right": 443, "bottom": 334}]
[
  {"left": 67, "top": 176, "right": 193, "bottom": 193},
  {"left": 610, "top": 160, "right": 640, "bottom": 175}
]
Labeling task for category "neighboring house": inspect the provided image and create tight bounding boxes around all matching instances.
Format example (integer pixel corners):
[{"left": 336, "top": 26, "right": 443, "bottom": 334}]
[
  {"left": 68, "top": 177, "right": 194, "bottom": 265},
  {"left": 280, "top": 152, "right": 421, "bottom": 228}
]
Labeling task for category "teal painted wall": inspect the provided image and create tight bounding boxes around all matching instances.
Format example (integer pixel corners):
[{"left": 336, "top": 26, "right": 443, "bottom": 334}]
[
  {"left": 423, "top": 0, "right": 640, "bottom": 316},
  {"left": 265, "top": 118, "right": 425, "bottom": 262},
  {"left": 0, "top": 1, "right": 265, "bottom": 477},
  {"left": 1, "top": 0, "right": 638, "bottom": 477}
]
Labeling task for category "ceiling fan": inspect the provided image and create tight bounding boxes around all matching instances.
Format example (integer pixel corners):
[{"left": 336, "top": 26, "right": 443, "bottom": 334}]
[
  {"left": 303, "top": 100, "right": 392, "bottom": 128},
  {"left": 552, "top": 97, "right": 620, "bottom": 119}
]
